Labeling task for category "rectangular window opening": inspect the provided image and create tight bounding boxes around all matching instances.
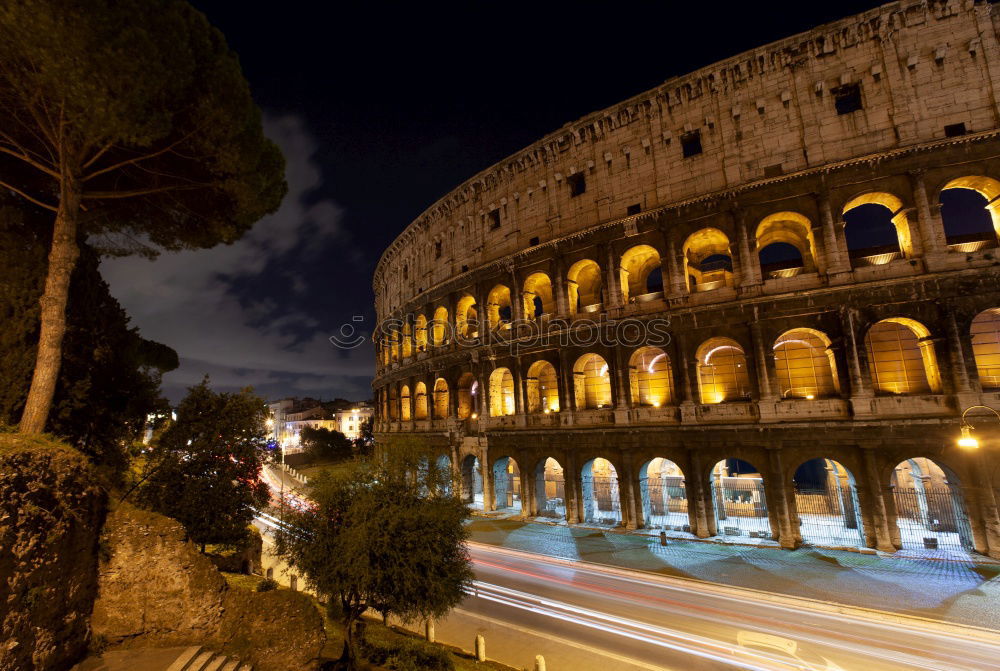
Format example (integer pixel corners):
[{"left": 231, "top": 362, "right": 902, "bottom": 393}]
[
  {"left": 944, "top": 122, "right": 967, "bottom": 137},
  {"left": 488, "top": 209, "right": 501, "bottom": 230},
  {"left": 568, "top": 172, "right": 586, "bottom": 197},
  {"left": 832, "top": 83, "right": 863, "bottom": 115},
  {"left": 529, "top": 236, "right": 540, "bottom": 246},
  {"left": 626, "top": 203, "right": 642, "bottom": 216},
  {"left": 681, "top": 130, "right": 703, "bottom": 158}
]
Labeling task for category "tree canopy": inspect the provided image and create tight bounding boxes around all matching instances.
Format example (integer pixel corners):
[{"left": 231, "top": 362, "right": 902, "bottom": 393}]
[
  {"left": 300, "top": 426, "right": 354, "bottom": 463},
  {"left": 139, "top": 379, "right": 270, "bottom": 551},
  {"left": 0, "top": 0, "right": 286, "bottom": 433},
  {"left": 275, "top": 454, "right": 473, "bottom": 668}
]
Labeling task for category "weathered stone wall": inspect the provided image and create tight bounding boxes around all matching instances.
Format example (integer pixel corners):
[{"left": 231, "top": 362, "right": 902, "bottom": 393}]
[
  {"left": 92, "top": 504, "right": 325, "bottom": 671},
  {"left": 375, "top": 0, "right": 1000, "bottom": 316},
  {"left": 0, "top": 435, "right": 106, "bottom": 671}
]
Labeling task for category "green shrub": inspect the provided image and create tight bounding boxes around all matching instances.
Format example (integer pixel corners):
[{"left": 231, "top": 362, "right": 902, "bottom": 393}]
[
  {"left": 256, "top": 577, "right": 279, "bottom": 592},
  {"left": 362, "top": 636, "right": 453, "bottom": 671}
]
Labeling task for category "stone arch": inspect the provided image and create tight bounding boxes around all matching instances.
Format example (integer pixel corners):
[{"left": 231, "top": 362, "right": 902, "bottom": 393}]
[
  {"left": 489, "top": 367, "right": 515, "bottom": 416},
  {"left": 389, "top": 327, "right": 400, "bottom": 362},
  {"left": 620, "top": 244, "right": 663, "bottom": 303},
  {"left": 457, "top": 372, "right": 477, "bottom": 419},
  {"left": 628, "top": 346, "right": 673, "bottom": 407},
  {"left": 864, "top": 318, "right": 941, "bottom": 395},
  {"left": 486, "top": 284, "right": 512, "bottom": 330},
  {"left": 567, "top": 259, "right": 603, "bottom": 315},
  {"left": 523, "top": 272, "right": 555, "bottom": 318},
  {"left": 414, "top": 382, "right": 428, "bottom": 420},
  {"left": 534, "top": 457, "right": 567, "bottom": 520},
  {"left": 683, "top": 227, "right": 734, "bottom": 292},
  {"left": 573, "top": 353, "right": 612, "bottom": 410},
  {"left": 414, "top": 314, "right": 428, "bottom": 352},
  {"left": 890, "top": 457, "right": 973, "bottom": 555},
  {"left": 755, "top": 211, "right": 817, "bottom": 277},
  {"left": 400, "top": 385, "right": 412, "bottom": 421},
  {"left": 461, "top": 454, "right": 483, "bottom": 509},
  {"left": 456, "top": 295, "right": 478, "bottom": 339},
  {"left": 431, "top": 306, "right": 449, "bottom": 346},
  {"left": 433, "top": 378, "right": 449, "bottom": 419},
  {"left": 939, "top": 176, "right": 1000, "bottom": 246},
  {"left": 492, "top": 456, "right": 521, "bottom": 513},
  {"left": 773, "top": 328, "right": 839, "bottom": 399},
  {"left": 842, "top": 192, "right": 913, "bottom": 265},
  {"left": 388, "top": 386, "right": 399, "bottom": 420},
  {"left": 971, "top": 308, "right": 1000, "bottom": 390},
  {"left": 696, "top": 337, "right": 751, "bottom": 403},
  {"left": 525, "top": 359, "right": 559, "bottom": 414},
  {"left": 792, "top": 458, "right": 864, "bottom": 549},
  {"left": 401, "top": 322, "right": 412, "bottom": 358},
  {"left": 639, "top": 457, "right": 689, "bottom": 532},
  {"left": 581, "top": 457, "right": 622, "bottom": 526},
  {"left": 710, "top": 458, "right": 771, "bottom": 539}
]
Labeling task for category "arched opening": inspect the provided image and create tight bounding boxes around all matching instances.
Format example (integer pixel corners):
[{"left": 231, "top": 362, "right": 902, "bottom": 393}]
[
  {"left": 400, "top": 385, "right": 411, "bottom": 421},
  {"left": 756, "top": 212, "right": 816, "bottom": 278},
  {"left": 401, "top": 322, "right": 412, "bottom": 358},
  {"left": 582, "top": 457, "right": 621, "bottom": 526},
  {"left": 773, "top": 329, "right": 838, "bottom": 399},
  {"left": 792, "top": 459, "right": 864, "bottom": 549},
  {"left": 639, "top": 458, "right": 689, "bottom": 532},
  {"left": 940, "top": 177, "right": 1000, "bottom": 250},
  {"left": 433, "top": 378, "right": 449, "bottom": 419},
  {"left": 432, "top": 306, "right": 449, "bottom": 346},
  {"left": 488, "top": 367, "right": 515, "bottom": 416},
  {"left": 388, "top": 387, "right": 399, "bottom": 420},
  {"left": 389, "top": 329, "right": 400, "bottom": 362},
  {"left": 457, "top": 372, "right": 477, "bottom": 419},
  {"left": 683, "top": 228, "right": 734, "bottom": 293},
  {"left": 573, "top": 353, "right": 612, "bottom": 410},
  {"left": 434, "top": 454, "right": 452, "bottom": 496},
  {"left": 710, "top": 459, "right": 771, "bottom": 539},
  {"left": 486, "top": 284, "right": 512, "bottom": 330},
  {"left": 523, "top": 272, "right": 555, "bottom": 319},
  {"left": 526, "top": 360, "right": 559, "bottom": 414},
  {"left": 891, "top": 458, "right": 973, "bottom": 554},
  {"left": 567, "top": 259, "right": 603, "bottom": 315},
  {"left": 865, "top": 318, "right": 941, "bottom": 395},
  {"left": 461, "top": 454, "right": 483, "bottom": 509},
  {"left": 414, "top": 382, "right": 428, "bottom": 420},
  {"left": 414, "top": 314, "right": 428, "bottom": 352},
  {"left": 971, "top": 309, "right": 1000, "bottom": 390},
  {"left": 696, "top": 338, "right": 751, "bottom": 403},
  {"left": 456, "top": 295, "right": 478, "bottom": 339},
  {"left": 843, "top": 193, "right": 911, "bottom": 267},
  {"left": 628, "top": 347, "right": 673, "bottom": 407},
  {"left": 534, "top": 457, "right": 566, "bottom": 520},
  {"left": 492, "top": 456, "right": 521, "bottom": 513},
  {"left": 620, "top": 244, "right": 663, "bottom": 303}
]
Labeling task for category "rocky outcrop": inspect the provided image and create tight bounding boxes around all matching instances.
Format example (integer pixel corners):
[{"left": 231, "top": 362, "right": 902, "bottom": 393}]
[
  {"left": 92, "top": 504, "right": 325, "bottom": 671},
  {"left": 0, "top": 435, "right": 106, "bottom": 671}
]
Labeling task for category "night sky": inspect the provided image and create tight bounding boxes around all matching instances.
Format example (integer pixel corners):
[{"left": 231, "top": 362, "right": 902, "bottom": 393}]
[{"left": 102, "top": 1, "right": 887, "bottom": 404}]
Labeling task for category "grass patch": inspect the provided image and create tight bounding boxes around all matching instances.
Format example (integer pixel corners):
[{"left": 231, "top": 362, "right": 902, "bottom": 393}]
[
  {"left": 297, "top": 459, "right": 354, "bottom": 480},
  {"left": 221, "top": 571, "right": 267, "bottom": 592}
]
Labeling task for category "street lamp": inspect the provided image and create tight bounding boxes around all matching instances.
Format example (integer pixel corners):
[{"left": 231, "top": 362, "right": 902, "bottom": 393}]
[{"left": 957, "top": 404, "right": 1000, "bottom": 449}]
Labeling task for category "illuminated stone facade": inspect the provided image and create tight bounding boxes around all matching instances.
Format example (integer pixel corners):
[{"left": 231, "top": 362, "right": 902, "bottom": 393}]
[{"left": 373, "top": 0, "right": 1000, "bottom": 557}]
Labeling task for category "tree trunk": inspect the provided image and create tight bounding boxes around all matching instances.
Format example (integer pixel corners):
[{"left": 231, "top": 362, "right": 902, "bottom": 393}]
[{"left": 18, "top": 178, "right": 81, "bottom": 434}]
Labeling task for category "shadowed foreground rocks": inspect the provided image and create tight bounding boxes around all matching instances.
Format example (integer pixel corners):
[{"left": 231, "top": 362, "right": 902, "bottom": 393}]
[
  {"left": 0, "top": 435, "right": 106, "bottom": 671},
  {"left": 92, "top": 503, "right": 325, "bottom": 671}
]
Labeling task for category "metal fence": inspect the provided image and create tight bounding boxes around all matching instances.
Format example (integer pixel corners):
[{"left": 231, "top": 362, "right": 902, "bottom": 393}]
[
  {"left": 712, "top": 476, "right": 771, "bottom": 539},
  {"left": 640, "top": 477, "right": 690, "bottom": 532},
  {"left": 582, "top": 475, "right": 621, "bottom": 525},
  {"left": 892, "top": 485, "right": 973, "bottom": 552},
  {"left": 794, "top": 483, "right": 865, "bottom": 549},
  {"left": 537, "top": 476, "right": 566, "bottom": 519}
]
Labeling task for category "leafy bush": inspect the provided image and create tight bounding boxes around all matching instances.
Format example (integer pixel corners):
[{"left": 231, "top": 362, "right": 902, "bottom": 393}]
[
  {"left": 256, "top": 577, "right": 279, "bottom": 592},
  {"left": 361, "top": 637, "right": 453, "bottom": 671}
]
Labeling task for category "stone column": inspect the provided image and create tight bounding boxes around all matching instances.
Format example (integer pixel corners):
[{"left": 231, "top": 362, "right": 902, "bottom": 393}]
[
  {"left": 816, "top": 190, "right": 850, "bottom": 275},
  {"left": 446, "top": 374, "right": 458, "bottom": 419},
  {"left": 839, "top": 308, "right": 873, "bottom": 416},
  {"left": 612, "top": 347, "right": 631, "bottom": 411},
  {"left": 512, "top": 356, "right": 525, "bottom": 418},
  {"left": 733, "top": 207, "right": 761, "bottom": 287},
  {"left": 603, "top": 244, "right": 623, "bottom": 309},
  {"left": 910, "top": 170, "right": 947, "bottom": 258},
  {"left": 517, "top": 460, "right": 532, "bottom": 519},
  {"left": 553, "top": 256, "right": 569, "bottom": 317},
  {"left": 944, "top": 309, "right": 973, "bottom": 394},
  {"left": 482, "top": 455, "right": 495, "bottom": 513},
  {"left": 971, "top": 451, "right": 1000, "bottom": 559},
  {"left": 676, "top": 335, "right": 698, "bottom": 423},
  {"left": 860, "top": 447, "right": 897, "bottom": 552},
  {"left": 564, "top": 452, "right": 581, "bottom": 524},
  {"left": 620, "top": 452, "right": 642, "bottom": 530},
  {"left": 750, "top": 321, "right": 777, "bottom": 400},
  {"left": 765, "top": 448, "right": 799, "bottom": 550},
  {"left": 559, "top": 348, "right": 577, "bottom": 415},
  {"left": 664, "top": 230, "right": 687, "bottom": 297},
  {"left": 688, "top": 450, "right": 713, "bottom": 538}
]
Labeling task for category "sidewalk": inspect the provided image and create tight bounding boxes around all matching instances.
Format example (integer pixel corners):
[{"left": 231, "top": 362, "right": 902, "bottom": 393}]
[{"left": 466, "top": 516, "right": 1000, "bottom": 630}]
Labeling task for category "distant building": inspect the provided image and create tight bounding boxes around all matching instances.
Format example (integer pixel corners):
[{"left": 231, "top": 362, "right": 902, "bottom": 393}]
[{"left": 267, "top": 397, "right": 374, "bottom": 447}]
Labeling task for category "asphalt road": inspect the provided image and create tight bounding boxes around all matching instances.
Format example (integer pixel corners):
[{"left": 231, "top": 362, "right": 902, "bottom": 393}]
[{"left": 426, "top": 543, "right": 1000, "bottom": 671}]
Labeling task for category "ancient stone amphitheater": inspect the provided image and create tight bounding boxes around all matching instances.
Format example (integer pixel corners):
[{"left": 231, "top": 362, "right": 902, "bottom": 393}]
[{"left": 373, "top": 0, "right": 1000, "bottom": 558}]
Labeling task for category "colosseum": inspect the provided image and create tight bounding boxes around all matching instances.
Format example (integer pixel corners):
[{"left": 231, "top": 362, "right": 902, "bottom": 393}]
[{"left": 372, "top": 0, "right": 1000, "bottom": 559}]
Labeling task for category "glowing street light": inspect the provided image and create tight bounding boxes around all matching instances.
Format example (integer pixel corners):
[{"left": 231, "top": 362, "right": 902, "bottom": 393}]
[{"left": 957, "top": 404, "right": 1000, "bottom": 450}]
